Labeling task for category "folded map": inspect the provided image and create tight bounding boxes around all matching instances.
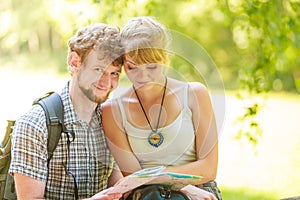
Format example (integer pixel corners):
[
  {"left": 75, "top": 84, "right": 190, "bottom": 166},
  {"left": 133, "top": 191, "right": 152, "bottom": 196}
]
[{"left": 108, "top": 166, "right": 203, "bottom": 194}]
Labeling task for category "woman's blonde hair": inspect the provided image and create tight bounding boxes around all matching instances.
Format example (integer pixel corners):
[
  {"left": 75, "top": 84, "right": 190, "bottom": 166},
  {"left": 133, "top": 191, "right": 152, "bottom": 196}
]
[{"left": 121, "top": 16, "right": 170, "bottom": 65}]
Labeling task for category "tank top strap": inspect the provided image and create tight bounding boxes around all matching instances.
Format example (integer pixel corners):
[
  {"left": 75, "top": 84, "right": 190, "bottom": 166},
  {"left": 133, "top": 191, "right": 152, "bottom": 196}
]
[
  {"left": 116, "top": 98, "right": 127, "bottom": 127},
  {"left": 183, "top": 83, "right": 189, "bottom": 108}
]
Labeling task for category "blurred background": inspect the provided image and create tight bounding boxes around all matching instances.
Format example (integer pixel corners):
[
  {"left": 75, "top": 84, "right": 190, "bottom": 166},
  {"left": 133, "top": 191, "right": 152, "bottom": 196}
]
[{"left": 0, "top": 0, "right": 299, "bottom": 199}]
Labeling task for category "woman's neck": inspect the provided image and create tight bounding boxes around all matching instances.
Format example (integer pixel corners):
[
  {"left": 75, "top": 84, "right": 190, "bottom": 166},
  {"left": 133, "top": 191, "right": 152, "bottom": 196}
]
[{"left": 133, "top": 76, "right": 167, "bottom": 102}]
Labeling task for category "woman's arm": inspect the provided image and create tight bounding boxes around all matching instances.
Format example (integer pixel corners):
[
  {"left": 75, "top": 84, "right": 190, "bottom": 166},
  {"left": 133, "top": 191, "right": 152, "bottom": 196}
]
[
  {"left": 107, "top": 167, "right": 123, "bottom": 187},
  {"left": 165, "top": 82, "right": 218, "bottom": 183},
  {"left": 102, "top": 100, "right": 142, "bottom": 176}
]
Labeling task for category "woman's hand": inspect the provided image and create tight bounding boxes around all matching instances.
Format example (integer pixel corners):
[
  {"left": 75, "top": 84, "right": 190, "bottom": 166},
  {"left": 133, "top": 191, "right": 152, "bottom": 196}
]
[{"left": 180, "top": 185, "right": 217, "bottom": 200}]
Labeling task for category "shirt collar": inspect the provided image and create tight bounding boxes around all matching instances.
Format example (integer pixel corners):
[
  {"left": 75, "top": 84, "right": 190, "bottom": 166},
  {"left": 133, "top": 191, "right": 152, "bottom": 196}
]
[{"left": 60, "top": 82, "right": 102, "bottom": 126}]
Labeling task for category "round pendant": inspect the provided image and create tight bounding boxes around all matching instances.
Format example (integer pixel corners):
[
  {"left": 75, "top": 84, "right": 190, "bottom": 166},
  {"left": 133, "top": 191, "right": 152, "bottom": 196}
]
[{"left": 148, "top": 131, "right": 164, "bottom": 147}]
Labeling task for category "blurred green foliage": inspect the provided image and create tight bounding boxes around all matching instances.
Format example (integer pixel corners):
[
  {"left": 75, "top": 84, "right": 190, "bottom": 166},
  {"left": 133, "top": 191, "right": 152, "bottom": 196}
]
[
  {"left": 1, "top": 0, "right": 299, "bottom": 92},
  {"left": 1, "top": 0, "right": 299, "bottom": 145}
]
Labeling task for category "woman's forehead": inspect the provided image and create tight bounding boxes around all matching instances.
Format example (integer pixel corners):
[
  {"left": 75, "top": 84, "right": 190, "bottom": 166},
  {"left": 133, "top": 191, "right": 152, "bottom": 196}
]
[{"left": 124, "top": 54, "right": 136, "bottom": 63}]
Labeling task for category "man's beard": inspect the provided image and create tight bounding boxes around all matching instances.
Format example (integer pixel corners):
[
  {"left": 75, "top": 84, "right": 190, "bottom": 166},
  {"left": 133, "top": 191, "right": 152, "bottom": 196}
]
[
  {"left": 77, "top": 76, "right": 111, "bottom": 104},
  {"left": 79, "top": 85, "right": 111, "bottom": 104}
]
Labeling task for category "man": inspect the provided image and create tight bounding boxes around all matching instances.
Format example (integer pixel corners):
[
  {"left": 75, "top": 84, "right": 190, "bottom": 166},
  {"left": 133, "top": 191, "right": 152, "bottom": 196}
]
[{"left": 9, "top": 23, "right": 124, "bottom": 199}]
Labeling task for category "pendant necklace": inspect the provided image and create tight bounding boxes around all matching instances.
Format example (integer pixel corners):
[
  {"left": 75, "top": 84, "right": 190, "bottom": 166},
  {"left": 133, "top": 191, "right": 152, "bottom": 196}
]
[{"left": 133, "top": 76, "right": 167, "bottom": 147}]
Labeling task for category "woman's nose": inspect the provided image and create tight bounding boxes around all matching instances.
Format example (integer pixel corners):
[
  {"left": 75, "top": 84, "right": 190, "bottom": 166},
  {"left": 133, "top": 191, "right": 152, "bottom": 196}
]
[{"left": 138, "top": 66, "right": 149, "bottom": 78}]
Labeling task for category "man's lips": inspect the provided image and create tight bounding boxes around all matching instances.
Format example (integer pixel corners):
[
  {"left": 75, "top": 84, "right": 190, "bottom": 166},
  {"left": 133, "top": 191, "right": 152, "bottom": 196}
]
[{"left": 94, "top": 85, "right": 108, "bottom": 92}]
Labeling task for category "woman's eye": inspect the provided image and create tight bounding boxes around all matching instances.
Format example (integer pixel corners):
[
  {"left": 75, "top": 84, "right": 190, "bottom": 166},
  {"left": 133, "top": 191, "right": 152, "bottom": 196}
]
[
  {"left": 147, "top": 66, "right": 157, "bottom": 70},
  {"left": 127, "top": 65, "right": 137, "bottom": 70}
]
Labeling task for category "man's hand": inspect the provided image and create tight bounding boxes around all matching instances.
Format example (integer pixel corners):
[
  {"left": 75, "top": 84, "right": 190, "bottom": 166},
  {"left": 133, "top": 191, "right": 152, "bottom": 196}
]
[{"left": 180, "top": 184, "right": 217, "bottom": 200}]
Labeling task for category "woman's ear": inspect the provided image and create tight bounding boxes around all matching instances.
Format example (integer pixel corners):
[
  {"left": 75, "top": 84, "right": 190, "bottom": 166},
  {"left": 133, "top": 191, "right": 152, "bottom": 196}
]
[{"left": 68, "top": 52, "right": 81, "bottom": 73}]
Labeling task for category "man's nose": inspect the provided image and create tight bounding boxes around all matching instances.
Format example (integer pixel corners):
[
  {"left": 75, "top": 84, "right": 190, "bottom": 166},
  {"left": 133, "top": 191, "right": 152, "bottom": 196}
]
[{"left": 98, "top": 72, "right": 111, "bottom": 87}]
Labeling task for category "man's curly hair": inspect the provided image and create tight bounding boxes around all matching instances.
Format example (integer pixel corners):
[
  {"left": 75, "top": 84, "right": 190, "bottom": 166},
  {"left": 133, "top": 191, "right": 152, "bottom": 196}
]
[{"left": 68, "top": 23, "right": 124, "bottom": 67}]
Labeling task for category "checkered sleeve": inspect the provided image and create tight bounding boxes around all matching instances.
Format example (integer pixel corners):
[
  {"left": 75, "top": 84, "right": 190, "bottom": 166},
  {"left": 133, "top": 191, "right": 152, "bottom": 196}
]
[{"left": 9, "top": 105, "right": 48, "bottom": 182}]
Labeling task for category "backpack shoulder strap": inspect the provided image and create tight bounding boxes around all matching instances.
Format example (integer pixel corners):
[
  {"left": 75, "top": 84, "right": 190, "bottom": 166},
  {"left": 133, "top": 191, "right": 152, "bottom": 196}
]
[{"left": 32, "top": 91, "right": 65, "bottom": 166}]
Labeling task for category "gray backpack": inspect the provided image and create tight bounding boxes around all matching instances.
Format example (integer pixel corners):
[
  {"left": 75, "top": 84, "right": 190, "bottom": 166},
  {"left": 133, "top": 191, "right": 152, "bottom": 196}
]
[{"left": 0, "top": 92, "right": 65, "bottom": 199}]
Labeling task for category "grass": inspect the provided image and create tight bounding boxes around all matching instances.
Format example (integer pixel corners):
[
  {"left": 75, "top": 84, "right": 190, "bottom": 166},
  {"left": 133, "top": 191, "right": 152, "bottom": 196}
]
[{"left": 1, "top": 69, "right": 300, "bottom": 199}]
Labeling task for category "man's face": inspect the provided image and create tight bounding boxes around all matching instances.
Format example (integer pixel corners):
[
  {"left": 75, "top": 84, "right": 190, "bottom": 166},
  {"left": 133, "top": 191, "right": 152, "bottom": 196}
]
[{"left": 77, "top": 50, "right": 121, "bottom": 103}]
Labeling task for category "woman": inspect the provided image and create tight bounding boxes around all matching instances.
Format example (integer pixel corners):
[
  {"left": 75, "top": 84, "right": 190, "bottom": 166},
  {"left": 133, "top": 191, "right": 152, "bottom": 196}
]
[{"left": 102, "top": 16, "right": 222, "bottom": 200}]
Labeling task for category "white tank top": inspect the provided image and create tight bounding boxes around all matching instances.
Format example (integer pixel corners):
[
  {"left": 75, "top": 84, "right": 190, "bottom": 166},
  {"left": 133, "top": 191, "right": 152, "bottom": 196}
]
[{"left": 117, "top": 83, "right": 196, "bottom": 169}]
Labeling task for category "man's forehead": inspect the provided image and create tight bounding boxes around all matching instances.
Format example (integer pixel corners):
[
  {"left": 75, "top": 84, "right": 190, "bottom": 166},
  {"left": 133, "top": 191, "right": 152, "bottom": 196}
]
[
  {"left": 101, "top": 63, "right": 122, "bottom": 71},
  {"left": 109, "top": 64, "right": 122, "bottom": 71},
  {"left": 89, "top": 49, "right": 121, "bottom": 66},
  {"left": 92, "top": 59, "right": 122, "bottom": 71}
]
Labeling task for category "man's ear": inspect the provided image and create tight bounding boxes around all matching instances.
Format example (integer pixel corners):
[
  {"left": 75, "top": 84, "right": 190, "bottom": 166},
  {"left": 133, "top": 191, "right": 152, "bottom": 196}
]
[{"left": 68, "top": 52, "right": 81, "bottom": 73}]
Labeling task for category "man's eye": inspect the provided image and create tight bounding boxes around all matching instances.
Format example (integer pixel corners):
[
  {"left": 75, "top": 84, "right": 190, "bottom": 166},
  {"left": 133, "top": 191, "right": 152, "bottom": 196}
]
[
  {"left": 95, "top": 68, "right": 104, "bottom": 72},
  {"left": 111, "top": 72, "right": 120, "bottom": 77}
]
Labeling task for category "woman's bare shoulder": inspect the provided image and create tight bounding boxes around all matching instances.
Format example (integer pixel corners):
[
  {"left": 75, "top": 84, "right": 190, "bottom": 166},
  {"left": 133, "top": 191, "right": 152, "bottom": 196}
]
[
  {"left": 168, "top": 78, "right": 207, "bottom": 93},
  {"left": 186, "top": 82, "right": 211, "bottom": 109},
  {"left": 188, "top": 81, "right": 207, "bottom": 91},
  {"left": 101, "top": 98, "right": 118, "bottom": 110}
]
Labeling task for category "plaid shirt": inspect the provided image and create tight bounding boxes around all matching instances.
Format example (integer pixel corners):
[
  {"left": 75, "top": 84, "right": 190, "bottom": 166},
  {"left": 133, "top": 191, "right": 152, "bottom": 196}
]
[{"left": 10, "top": 83, "right": 115, "bottom": 199}]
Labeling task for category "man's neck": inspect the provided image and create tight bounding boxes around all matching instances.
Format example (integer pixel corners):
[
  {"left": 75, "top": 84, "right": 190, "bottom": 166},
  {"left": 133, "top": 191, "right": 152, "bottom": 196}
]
[
  {"left": 73, "top": 99, "right": 97, "bottom": 123},
  {"left": 69, "top": 82, "right": 97, "bottom": 123}
]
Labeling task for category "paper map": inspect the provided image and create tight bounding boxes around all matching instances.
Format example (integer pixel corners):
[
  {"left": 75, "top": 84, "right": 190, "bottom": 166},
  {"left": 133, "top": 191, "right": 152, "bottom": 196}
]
[{"left": 107, "top": 166, "right": 203, "bottom": 194}]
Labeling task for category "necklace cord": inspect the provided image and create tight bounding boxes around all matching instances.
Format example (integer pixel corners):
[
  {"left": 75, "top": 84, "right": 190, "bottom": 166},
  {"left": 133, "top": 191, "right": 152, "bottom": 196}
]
[{"left": 133, "top": 76, "right": 167, "bottom": 132}]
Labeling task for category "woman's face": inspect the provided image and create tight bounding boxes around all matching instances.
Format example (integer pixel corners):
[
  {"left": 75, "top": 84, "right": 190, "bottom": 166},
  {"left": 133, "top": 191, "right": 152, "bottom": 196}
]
[{"left": 124, "top": 54, "right": 163, "bottom": 89}]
